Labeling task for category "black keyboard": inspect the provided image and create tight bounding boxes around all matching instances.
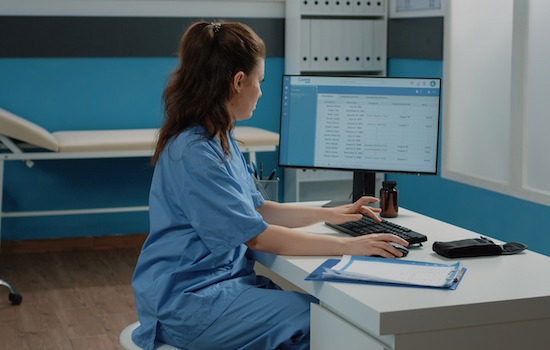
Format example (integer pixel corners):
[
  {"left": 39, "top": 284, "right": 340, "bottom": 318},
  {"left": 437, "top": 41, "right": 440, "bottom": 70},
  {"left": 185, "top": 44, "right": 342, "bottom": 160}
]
[{"left": 325, "top": 215, "right": 428, "bottom": 245}]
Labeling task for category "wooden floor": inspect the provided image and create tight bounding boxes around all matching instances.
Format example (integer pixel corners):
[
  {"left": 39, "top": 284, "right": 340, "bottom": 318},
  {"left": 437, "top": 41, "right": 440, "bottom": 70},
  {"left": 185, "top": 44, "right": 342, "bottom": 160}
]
[{"left": 0, "top": 236, "right": 145, "bottom": 349}]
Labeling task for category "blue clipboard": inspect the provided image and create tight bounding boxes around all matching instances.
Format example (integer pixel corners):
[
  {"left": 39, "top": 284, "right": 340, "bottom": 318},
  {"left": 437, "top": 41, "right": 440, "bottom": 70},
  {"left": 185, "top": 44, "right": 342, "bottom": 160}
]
[{"left": 305, "top": 258, "right": 466, "bottom": 290}]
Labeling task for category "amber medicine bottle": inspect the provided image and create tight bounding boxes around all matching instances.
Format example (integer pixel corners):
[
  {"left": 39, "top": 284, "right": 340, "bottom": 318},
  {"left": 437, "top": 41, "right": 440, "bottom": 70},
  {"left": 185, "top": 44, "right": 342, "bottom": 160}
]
[{"left": 380, "top": 181, "right": 398, "bottom": 218}]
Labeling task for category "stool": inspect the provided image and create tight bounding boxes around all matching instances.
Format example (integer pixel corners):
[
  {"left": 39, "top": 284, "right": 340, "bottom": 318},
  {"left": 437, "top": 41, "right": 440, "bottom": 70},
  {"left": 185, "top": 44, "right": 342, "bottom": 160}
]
[{"left": 120, "top": 322, "right": 183, "bottom": 350}]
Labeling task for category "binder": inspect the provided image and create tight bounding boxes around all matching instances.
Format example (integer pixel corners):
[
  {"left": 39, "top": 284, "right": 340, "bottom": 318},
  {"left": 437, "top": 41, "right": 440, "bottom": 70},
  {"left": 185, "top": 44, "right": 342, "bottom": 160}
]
[
  {"left": 342, "top": 20, "right": 363, "bottom": 70},
  {"left": 301, "top": 0, "right": 312, "bottom": 14},
  {"left": 300, "top": 19, "right": 311, "bottom": 71},
  {"left": 360, "top": 20, "right": 374, "bottom": 70},
  {"left": 366, "top": 0, "right": 387, "bottom": 16},
  {"left": 353, "top": 0, "right": 365, "bottom": 14},
  {"left": 305, "top": 255, "right": 466, "bottom": 290},
  {"left": 372, "top": 20, "right": 387, "bottom": 71},
  {"left": 310, "top": 19, "right": 324, "bottom": 70},
  {"left": 319, "top": 20, "right": 334, "bottom": 70},
  {"left": 339, "top": 0, "right": 354, "bottom": 15},
  {"left": 320, "top": 0, "right": 333, "bottom": 14},
  {"left": 331, "top": 19, "right": 343, "bottom": 70}
]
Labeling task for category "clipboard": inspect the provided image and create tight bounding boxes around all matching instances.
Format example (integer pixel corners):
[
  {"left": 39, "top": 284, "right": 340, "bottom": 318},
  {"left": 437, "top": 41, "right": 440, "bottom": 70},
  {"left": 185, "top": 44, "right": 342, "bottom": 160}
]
[{"left": 305, "top": 257, "right": 466, "bottom": 290}]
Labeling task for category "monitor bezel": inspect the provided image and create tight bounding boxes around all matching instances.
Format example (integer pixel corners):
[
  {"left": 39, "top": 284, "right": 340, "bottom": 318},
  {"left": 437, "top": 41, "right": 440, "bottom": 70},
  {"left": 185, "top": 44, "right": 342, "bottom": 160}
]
[{"left": 278, "top": 74, "right": 442, "bottom": 177}]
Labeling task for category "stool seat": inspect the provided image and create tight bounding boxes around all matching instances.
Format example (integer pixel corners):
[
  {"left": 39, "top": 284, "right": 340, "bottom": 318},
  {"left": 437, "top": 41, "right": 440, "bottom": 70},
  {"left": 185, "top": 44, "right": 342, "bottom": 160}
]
[{"left": 120, "top": 322, "right": 183, "bottom": 350}]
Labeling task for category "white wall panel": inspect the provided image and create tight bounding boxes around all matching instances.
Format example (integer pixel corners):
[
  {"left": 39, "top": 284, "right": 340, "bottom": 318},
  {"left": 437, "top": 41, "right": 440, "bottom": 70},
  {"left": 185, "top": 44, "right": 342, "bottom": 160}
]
[
  {"left": 443, "top": 0, "right": 550, "bottom": 206},
  {"left": 443, "top": 0, "right": 513, "bottom": 185},
  {"left": 524, "top": 0, "right": 550, "bottom": 196}
]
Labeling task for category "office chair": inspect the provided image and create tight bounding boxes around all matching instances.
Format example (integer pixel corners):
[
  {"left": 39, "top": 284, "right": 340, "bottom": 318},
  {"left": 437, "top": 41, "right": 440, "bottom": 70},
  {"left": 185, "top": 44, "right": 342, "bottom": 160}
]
[
  {"left": 120, "top": 322, "right": 182, "bottom": 350},
  {"left": 0, "top": 278, "right": 22, "bottom": 305}
]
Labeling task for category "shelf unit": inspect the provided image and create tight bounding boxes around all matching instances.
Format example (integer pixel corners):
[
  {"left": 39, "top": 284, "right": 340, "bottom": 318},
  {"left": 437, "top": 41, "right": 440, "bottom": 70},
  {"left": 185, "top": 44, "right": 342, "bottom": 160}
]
[{"left": 283, "top": 0, "right": 388, "bottom": 202}]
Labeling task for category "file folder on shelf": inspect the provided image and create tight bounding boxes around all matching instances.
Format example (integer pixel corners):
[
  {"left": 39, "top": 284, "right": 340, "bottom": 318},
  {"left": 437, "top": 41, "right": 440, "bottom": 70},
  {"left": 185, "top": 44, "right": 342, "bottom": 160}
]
[
  {"left": 306, "top": 255, "right": 466, "bottom": 290},
  {"left": 300, "top": 19, "right": 311, "bottom": 71}
]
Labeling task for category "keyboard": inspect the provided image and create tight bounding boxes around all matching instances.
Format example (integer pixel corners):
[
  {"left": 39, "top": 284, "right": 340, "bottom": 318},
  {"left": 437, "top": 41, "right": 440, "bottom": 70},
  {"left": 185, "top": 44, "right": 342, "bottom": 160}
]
[{"left": 325, "top": 215, "right": 428, "bottom": 245}]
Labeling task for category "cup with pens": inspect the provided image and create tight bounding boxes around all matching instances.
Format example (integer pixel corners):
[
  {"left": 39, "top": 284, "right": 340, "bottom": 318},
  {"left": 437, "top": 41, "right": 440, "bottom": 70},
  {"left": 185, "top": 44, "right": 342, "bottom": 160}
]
[{"left": 250, "top": 162, "right": 279, "bottom": 201}]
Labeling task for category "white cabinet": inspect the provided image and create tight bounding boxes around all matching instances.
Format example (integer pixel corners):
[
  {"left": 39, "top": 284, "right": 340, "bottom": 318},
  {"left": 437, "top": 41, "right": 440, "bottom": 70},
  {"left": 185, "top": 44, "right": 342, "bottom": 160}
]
[
  {"left": 283, "top": 0, "right": 388, "bottom": 202},
  {"left": 310, "top": 303, "right": 390, "bottom": 350},
  {"left": 284, "top": 168, "right": 353, "bottom": 202}
]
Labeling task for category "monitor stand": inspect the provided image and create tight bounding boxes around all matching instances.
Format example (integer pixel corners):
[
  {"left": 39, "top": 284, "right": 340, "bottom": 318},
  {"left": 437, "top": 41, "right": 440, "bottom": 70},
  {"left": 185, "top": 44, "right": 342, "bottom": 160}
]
[{"left": 322, "top": 171, "right": 376, "bottom": 207}]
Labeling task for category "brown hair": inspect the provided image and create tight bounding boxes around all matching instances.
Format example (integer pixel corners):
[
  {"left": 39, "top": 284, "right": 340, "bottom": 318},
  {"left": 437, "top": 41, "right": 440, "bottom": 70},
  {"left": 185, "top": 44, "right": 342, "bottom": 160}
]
[{"left": 152, "top": 21, "right": 266, "bottom": 164}]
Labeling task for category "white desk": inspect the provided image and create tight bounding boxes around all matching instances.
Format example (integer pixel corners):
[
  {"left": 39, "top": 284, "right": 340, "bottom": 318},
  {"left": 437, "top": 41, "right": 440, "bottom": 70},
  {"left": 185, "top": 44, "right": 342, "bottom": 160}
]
[{"left": 252, "top": 203, "right": 550, "bottom": 350}]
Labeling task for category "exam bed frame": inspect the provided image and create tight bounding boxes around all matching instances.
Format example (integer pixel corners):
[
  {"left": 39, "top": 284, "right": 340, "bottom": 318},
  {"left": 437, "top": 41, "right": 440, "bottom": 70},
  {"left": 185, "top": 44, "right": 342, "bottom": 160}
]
[{"left": 0, "top": 108, "right": 279, "bottom": 304}]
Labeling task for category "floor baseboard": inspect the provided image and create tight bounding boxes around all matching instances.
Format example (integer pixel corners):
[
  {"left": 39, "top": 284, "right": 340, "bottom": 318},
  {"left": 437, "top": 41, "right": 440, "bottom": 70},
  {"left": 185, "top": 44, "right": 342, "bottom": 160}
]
[{"left": 1, "top": 233, "right": 147, "bottom": 254}]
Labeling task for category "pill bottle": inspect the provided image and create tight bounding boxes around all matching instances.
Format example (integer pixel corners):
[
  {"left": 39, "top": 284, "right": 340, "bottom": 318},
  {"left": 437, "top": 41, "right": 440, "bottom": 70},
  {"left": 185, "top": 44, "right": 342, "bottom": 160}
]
[{"left": 380, "top": 181, "right": 398, "bottom": 218}]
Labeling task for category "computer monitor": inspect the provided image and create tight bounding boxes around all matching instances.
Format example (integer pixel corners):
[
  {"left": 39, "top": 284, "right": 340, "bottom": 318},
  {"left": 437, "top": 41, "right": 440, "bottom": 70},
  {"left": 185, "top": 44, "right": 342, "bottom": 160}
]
[{"left": 278, "top": 75, "right": 441, "bottom": 203}]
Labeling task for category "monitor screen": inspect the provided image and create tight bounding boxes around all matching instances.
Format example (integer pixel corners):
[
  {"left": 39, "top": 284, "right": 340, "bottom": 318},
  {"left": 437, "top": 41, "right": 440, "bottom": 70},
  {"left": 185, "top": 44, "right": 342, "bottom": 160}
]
[{"left": 278, "top": 75, "right": 441, "bottom": 200}]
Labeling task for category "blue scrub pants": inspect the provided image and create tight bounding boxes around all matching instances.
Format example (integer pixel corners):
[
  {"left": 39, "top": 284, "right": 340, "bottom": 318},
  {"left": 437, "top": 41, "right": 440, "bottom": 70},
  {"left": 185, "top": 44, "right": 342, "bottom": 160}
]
[{"left": 182, "top": 281, "right": 318, "bottom": 350}]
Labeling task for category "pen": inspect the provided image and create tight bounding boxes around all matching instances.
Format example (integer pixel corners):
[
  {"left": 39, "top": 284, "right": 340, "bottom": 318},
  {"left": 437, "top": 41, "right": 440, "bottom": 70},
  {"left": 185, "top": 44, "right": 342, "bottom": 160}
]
[
  {"left": 267, "top": 169, "right": 276, "bottom": 180},
  {"left": 251, "top": 162, "right": 258, "bottom": 179},
  {"left": 260, "top": 161, "right": 264, "bottom": 180},
  {"left": 453, "top": 267, "right": 466, "bottom": 283}
]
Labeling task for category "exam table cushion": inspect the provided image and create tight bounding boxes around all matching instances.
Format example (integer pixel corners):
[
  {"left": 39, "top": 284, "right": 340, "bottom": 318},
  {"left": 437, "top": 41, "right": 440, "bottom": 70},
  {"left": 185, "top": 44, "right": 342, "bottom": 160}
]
[
  {"left": 0, "top": 108, "right": 59, "bottom": 151},
  {"left": 0, "top": 108, "right": 279, "bottom": 153}
]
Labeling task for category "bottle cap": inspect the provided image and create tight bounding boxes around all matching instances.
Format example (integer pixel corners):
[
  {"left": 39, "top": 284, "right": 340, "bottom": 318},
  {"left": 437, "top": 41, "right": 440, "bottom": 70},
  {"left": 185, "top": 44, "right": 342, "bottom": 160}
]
[{"left": 382, "top": 180, "right": 397, "bottom": 188}]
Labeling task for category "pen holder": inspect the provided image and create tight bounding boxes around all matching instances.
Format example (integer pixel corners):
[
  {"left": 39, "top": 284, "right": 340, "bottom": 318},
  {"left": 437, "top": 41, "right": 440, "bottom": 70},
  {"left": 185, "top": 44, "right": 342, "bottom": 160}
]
[{"left": 255, "top": 178, "right": 279, "bottom": 202}]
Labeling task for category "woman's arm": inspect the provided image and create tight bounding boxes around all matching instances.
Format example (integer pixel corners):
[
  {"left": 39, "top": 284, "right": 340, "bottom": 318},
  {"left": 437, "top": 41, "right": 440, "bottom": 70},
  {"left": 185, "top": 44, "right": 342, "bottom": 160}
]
[
  {"left": 256, "top": 196, "right": 383, "bottom": 228},
  {"left": 246, "top": 225, "right": 408, "bottom": 258},
  {"left": 250, "top": 196, "right": 409, "bottom": 258}
]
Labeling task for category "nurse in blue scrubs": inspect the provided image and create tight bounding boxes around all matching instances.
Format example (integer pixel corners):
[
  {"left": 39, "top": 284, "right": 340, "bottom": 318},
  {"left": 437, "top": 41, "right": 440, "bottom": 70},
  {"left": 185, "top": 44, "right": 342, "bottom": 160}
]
[{"left": 131, "top": 21, "right": 408, "bottom": 350}]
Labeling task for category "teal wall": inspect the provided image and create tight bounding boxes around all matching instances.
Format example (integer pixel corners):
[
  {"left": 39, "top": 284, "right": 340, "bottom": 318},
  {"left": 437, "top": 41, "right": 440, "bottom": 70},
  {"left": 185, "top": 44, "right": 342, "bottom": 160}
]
[
  {"left": 387, "top": 58, "right": 550, "bottom": 257},
  {"left": 0, "top": 57, "right": 283, "bottom": 240}
]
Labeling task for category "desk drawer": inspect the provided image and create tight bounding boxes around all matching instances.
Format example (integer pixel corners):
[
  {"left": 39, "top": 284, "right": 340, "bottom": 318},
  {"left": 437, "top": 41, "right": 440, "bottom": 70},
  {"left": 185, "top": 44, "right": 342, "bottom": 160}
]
[{"left": 310, "top": 303, "right": 389, "bottom": 350}]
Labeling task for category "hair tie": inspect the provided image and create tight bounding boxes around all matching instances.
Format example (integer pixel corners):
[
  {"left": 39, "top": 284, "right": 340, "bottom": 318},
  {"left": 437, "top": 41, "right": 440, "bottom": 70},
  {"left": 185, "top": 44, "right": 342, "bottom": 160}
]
[{"left": 211, "top": 22, "right": 221, "bottom": 33}]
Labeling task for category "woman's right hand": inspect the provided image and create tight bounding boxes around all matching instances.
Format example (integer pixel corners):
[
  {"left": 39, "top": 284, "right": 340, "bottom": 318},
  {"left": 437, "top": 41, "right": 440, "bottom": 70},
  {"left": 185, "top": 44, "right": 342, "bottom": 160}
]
[{"left": 342, "top": 233, "right": 409, "bottom": 258}]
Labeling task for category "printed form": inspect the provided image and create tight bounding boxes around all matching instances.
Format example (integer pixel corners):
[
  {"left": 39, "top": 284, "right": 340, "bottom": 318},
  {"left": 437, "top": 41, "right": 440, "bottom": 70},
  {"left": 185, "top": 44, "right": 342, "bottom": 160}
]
[{"left": 323, "top": 255, "right": 463, "bottom": 288}]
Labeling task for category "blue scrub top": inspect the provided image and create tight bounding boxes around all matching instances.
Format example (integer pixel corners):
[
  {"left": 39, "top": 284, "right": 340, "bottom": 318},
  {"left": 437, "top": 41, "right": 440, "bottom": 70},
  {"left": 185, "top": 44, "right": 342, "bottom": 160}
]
[{"left": 131, "top": 125, "right": 268, "bottom": 350}]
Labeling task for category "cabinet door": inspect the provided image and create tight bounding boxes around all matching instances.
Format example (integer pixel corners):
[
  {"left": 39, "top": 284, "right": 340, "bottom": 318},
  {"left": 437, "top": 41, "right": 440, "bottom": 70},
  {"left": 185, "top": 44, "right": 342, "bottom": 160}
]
[{"left": 310, "top": 303, "right": 390, "bottom": 350}]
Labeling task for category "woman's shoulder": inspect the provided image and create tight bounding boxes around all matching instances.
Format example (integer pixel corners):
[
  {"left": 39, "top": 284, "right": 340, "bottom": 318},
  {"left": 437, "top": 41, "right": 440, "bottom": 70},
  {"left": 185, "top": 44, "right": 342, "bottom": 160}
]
[
  {"left": 162, "top": 125, "right": 222, "bottom": 161},
  {"left": 175, "top": 124, "right": 209, "bottom": 141},
  {"left": 169, "top": 125, "right": 212, "bottom": 148}
]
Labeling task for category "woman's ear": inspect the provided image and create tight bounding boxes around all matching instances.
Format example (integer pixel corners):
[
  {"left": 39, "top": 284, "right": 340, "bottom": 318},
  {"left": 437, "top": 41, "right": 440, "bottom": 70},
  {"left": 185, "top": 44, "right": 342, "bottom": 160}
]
[{"left": 232, "top": 71, "right": 245, "bottom": 92}]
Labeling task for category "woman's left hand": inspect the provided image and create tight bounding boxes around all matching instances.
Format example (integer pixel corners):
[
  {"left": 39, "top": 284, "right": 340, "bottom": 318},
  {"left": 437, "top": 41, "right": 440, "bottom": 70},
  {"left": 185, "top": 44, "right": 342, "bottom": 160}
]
[{"left": 325, "top": 196, "right": 382, "bottom": 225}]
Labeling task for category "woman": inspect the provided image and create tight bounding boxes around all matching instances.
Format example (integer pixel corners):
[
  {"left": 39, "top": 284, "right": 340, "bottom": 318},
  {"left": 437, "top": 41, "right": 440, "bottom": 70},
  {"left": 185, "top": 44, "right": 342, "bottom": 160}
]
[{"left": 131, "top": 21, "right": 407, "bottom": 350}]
